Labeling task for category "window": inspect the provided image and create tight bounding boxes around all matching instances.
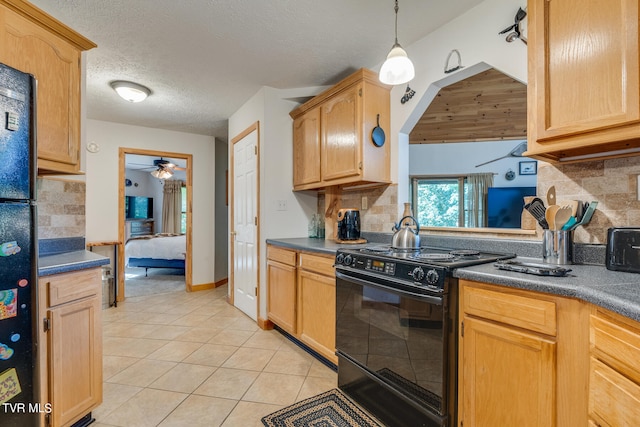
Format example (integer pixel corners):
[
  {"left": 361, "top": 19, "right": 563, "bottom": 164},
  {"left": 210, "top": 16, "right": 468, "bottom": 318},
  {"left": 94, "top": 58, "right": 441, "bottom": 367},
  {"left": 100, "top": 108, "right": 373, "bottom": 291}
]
[
  {"left": 181, "top": 186, "right": 187, "bottom": 233},
  {"left": 411, "top": 177, "right": 469, "bottom": 227}
]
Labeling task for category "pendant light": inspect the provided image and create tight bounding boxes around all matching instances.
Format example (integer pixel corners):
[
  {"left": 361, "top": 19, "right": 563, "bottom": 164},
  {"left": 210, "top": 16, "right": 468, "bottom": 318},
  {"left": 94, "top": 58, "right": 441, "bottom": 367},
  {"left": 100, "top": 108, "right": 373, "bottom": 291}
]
[{"left": 379, "top": 0, "right": 415, "bottom": 85}]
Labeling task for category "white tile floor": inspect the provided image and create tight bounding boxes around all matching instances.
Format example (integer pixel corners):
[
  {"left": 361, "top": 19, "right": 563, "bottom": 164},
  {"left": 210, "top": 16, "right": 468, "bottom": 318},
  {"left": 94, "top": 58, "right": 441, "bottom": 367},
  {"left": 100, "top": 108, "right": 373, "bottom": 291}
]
[{"left": 94, "top": 285, "right": 337, "bottom": 427}]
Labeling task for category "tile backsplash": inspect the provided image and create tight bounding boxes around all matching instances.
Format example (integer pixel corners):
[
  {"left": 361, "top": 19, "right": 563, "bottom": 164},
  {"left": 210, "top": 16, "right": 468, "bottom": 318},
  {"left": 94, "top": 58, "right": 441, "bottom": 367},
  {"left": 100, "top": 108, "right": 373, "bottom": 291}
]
[
  {"left": 538, "top": 155, "right": 640, "bottom": 244},
  {"left": 340, "top": 185, "right": 399, "bottom": 233},
  {"left": 37, "top": 178, "right": 86, "bottom": 239}
]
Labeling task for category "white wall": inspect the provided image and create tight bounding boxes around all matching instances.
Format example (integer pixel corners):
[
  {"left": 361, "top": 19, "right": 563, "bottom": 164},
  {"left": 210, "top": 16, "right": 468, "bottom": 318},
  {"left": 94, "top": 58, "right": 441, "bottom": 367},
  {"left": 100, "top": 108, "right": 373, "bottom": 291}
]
[
  {"left": 85, "top": 120, "right": 216, "bottom": 286},
  {"left": 390, "top": 0, "right": 528, "bottom": 215},
  {"left": 228, "top": 87, "right": 319, "bottom": 318}
]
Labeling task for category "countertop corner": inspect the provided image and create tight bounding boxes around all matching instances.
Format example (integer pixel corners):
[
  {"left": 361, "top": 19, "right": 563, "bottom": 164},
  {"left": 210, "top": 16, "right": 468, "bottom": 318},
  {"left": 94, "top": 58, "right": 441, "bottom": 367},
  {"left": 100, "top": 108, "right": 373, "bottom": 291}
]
[{"left": 39, "top": 250, "right": 110, "bottom": 276}]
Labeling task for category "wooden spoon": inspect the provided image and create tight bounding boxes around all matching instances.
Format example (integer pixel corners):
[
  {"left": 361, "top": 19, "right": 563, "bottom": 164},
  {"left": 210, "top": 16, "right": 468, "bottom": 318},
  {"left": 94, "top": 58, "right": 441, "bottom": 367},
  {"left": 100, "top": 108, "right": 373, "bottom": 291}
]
[
  {"left": 546, "top": 186, "right": 557, "bottom": 206},
  {"left": 554, "top": 206, "right": 573, "bottom": 231},
  {"left": 545, "top": 205, "right": 560, "bottom": 230}
]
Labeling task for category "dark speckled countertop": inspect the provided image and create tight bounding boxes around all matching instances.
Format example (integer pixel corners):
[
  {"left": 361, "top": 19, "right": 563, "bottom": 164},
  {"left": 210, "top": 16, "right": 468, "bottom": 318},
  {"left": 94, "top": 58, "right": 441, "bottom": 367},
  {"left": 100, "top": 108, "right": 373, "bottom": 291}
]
[
  {"left": 267, "top": 235, "right": 640, "bottom": 323},
  {"left": 266, "top": 237, "right": 368, "bottom": 255},
  {"left": 454, "top": 259, "right": 640, "bottom": 322},
  {"left": 38, "top": 237, "right": 110, "bottom": 276}
]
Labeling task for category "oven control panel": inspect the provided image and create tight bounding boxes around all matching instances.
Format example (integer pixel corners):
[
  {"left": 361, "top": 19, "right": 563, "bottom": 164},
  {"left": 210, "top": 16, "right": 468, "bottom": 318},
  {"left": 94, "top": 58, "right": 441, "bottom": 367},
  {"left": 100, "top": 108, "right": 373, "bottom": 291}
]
[
  {"left": 365, "top": 258, "right": 396, "bottom": 275},
  {"left": 335, "top": 251, "right": 447, "bottom": 291}
]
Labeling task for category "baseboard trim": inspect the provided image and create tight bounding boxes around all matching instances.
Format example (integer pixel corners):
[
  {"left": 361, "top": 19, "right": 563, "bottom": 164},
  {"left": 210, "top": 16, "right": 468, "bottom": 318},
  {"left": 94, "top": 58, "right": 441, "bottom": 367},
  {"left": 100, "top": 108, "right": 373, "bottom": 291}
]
[
  {"left": 214, "top": 277, "right": 228, "bottom": 288},
  {"left": 189, "top": 277, "right": 228, "bottom": 292},
  {"left": 258, "top": 317, "right": 274, "bottom": 330}
]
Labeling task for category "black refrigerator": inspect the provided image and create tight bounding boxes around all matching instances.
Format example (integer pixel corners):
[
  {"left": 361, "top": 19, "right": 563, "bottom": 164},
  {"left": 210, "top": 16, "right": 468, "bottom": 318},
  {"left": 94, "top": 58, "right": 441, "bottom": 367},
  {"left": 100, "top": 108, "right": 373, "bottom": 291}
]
[{"left": 0, "top": 62, "right": 39, "bottom": 426}]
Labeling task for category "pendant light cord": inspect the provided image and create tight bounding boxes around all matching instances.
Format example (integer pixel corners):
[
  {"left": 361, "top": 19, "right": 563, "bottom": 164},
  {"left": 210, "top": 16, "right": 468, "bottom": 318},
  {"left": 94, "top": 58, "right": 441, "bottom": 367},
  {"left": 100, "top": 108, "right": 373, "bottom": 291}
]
[{"left": 394, "top": 0, "right": 399, "bottom": 45}]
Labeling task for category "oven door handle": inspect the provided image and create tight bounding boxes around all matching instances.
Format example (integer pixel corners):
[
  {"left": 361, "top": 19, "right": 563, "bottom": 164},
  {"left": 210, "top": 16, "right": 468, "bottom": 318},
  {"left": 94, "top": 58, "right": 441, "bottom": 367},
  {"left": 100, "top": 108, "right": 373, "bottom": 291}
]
[{"left": 335, "top": 270, "right": 444, "bottom": 305}]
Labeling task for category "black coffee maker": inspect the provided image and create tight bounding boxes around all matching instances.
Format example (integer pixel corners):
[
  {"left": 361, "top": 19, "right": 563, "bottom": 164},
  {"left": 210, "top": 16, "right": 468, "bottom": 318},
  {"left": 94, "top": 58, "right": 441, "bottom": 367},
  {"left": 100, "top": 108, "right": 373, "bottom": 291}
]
[{"left": 337, "top": 208, "right": 361, "bottom": 240}]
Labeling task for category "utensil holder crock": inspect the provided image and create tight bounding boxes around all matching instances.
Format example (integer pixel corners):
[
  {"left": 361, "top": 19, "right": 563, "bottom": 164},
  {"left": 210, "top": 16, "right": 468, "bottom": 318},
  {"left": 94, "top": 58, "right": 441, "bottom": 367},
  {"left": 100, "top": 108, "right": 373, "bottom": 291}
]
[{"left": 542, "top": 230, "right": 573, "bottom": 265}]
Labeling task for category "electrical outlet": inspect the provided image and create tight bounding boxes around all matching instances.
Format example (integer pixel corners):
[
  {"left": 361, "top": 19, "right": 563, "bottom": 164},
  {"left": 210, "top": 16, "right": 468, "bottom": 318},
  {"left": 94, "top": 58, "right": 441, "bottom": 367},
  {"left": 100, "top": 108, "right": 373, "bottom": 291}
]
[
  {"left": 277, "top": 200, "right": 287, "bottom": 211},
  {"left": 361, "top": 196, "right": 368, "bottom": 210}
]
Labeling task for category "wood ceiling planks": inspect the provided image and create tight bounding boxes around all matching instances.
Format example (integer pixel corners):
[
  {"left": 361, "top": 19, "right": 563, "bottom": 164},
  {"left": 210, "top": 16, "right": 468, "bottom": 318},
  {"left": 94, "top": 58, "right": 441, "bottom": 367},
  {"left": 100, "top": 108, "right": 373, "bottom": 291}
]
[{"left": 409, "top": 68, "right": 527, "bottom": 144}]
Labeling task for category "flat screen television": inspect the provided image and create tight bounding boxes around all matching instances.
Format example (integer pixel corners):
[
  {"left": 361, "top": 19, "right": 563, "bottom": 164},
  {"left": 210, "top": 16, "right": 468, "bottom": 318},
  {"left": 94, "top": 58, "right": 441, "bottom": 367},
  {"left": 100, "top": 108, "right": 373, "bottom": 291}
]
[
  {"left": 487, "top": 186, "right": 536, "bottom": 228},
  {"left": 125, "top": 196, "right": 154, "bottom": 219}
]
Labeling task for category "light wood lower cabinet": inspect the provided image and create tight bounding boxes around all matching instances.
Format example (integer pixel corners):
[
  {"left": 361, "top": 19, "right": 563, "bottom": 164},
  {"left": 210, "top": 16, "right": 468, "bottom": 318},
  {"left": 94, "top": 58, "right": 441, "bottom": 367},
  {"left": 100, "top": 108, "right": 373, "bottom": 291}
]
[
  {"left": 297, "top": 252, "right": 337, "bottom": 364},
  {"left": 458, "top": 280, "right": 589, "bottom": 427},
  {"left": 589, "top": 308, "right": 640, "bottom": 426},
  {"left": 38, "top": 268, "right": 102, "bottom": 427},
  {"left": 266, "top": 245, "right": 337, "bottom": 364},
  {"left": 266, "top": 246, "right": 297, "bottom": 335},
  {"left": 461, "top": 316, "right": 556, "bottom": 427}
]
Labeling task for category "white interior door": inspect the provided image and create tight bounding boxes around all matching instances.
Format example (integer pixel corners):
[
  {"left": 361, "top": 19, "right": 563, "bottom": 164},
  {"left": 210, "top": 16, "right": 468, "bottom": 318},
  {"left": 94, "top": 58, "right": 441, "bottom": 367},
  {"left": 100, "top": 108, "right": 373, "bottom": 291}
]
[{"left": 232, "top": 128, "right": 258, "bottom": 320}]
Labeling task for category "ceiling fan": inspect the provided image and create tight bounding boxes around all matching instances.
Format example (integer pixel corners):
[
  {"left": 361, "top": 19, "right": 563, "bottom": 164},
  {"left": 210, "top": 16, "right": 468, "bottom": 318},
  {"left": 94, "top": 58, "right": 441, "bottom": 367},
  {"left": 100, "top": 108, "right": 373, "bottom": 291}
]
[{"left": 128, "top": 158, "right": 186, "bottom": 179}]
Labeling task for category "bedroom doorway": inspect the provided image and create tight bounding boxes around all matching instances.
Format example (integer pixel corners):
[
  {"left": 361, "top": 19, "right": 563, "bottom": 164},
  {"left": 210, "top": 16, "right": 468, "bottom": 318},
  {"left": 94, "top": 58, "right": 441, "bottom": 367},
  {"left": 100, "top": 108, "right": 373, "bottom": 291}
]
[{"left": 118, "top": 148, "right": 193, "bottom": 301}]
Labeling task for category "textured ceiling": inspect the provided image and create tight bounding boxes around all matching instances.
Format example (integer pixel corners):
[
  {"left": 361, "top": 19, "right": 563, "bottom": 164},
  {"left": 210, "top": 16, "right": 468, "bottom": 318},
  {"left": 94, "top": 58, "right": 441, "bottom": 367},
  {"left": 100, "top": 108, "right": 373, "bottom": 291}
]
[{"left": 29, "top": 0, "right": 484, "bottom": 142}]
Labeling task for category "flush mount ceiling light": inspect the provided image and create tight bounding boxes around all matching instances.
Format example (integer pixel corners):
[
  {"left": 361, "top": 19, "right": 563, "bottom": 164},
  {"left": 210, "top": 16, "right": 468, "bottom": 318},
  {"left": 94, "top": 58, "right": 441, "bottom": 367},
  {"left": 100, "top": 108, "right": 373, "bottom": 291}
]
[
  {"left": 379, "top": 0, "right": 415, "bottom": 86},
  {"left": 110, "top": 80, "right": 151, "bottom": 103}
]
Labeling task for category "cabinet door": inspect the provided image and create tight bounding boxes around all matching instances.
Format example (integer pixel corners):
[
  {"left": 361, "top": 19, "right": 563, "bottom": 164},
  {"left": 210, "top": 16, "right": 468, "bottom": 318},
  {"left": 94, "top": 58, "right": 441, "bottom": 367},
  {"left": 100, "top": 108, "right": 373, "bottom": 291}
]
[
  {"left": 321, "top": 84, "right": 362, "bottom": 182},
  {"left": 589, "top": 358, "right": 640, "bottom": 426},
  {"left": 297, "top": 269, "right": 337, "bottom": 364},
  {"left": 460, "top": 317, "right": 556, "bottom": 427},
  {"left": 49, "top": 296, "right": 102, "bottom": 427},
  {"left": 267, "top": 259, "right": 297, "bottom": 334},
  {"left": 293, "top": 108, "right": 321, "bottom": 189},
  {"left": 0, "top": 6, "right": 81, "bottom": 173},
  {"left": 528, "top": 0, "right": 640, "bottom": 155}
]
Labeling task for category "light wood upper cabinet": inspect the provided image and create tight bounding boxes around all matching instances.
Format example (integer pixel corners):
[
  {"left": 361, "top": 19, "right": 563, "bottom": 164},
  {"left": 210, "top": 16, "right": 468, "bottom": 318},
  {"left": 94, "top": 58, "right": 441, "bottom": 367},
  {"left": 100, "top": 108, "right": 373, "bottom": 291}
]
[
  {"left": 526, "top": 0, "right": 640, "bottom": 162},
  {"left": 292, "top": 108, "right": 321, "bottom": 187},
  {"left": 290, "top": 68, "right": 390, "bottom": 191},
  {"left": 0, "top": 0, "right": 96, "bottom": 174},
  {"left": 321, "top": 84, "right": 361, "bottom": 182}
]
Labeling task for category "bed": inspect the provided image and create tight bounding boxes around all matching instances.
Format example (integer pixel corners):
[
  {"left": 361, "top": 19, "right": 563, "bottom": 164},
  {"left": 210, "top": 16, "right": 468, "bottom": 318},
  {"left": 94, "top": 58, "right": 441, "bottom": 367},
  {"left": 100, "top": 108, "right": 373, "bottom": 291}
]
[{"left": 125, "top": 234, "right": 186, "bottom": 276}]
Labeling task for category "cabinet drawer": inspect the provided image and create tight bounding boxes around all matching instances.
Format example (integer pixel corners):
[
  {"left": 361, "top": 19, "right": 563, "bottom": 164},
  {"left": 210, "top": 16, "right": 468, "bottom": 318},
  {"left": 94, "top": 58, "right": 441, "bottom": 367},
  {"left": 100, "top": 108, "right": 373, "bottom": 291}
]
[
  {"left": 299, "top": 252, "right": 334, "bottom": 276},
  {"left": 45, "top": 268, "right": 101, "bottom": 307},
  {"left": 267, "top": 246, "right": 296, "bottom": 266},
  {"left": 591, "top": 313, "right": 640, "bottom": 384},
  {"left": 589, "top": 358, "right": 640, "bottom": 426},
  {"left": 462, "top": 285, "right": 556, "bottom": 336}
]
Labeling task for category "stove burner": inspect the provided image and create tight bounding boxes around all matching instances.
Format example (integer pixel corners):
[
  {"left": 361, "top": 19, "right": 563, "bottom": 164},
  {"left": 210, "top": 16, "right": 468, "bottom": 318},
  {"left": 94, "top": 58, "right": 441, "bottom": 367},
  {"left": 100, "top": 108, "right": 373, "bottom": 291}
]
[
  {"left": 449, "top": 249, "right": 480, "bottom": 257},
  {"left": 415, "top": 253, "right": 456, "bottom": 261},
  {"left": 361, "top": 246, "right": 391, "bottom": 253},
  {"left": 391, "top": 247, "right": 420, "bottom": 253}
]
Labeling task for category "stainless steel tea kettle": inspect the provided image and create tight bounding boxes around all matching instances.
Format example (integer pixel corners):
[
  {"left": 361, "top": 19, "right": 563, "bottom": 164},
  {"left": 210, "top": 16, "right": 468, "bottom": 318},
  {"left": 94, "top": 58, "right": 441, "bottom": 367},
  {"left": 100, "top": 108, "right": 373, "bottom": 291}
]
[{"left": 391, "top": 216, "right": 420, "bottom": 249}]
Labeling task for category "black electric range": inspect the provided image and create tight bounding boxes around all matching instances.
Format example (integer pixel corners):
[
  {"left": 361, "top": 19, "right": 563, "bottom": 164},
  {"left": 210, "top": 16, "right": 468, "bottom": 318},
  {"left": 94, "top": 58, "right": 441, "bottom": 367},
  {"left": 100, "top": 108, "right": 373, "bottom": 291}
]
[{"left": 334, "top": 244, "right": 516, "bottom": 427}]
